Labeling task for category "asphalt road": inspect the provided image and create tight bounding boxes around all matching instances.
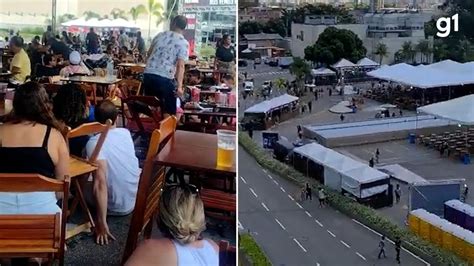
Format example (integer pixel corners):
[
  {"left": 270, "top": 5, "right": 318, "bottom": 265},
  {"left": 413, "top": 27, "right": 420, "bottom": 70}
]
[{"left": 238, "top": 146, "right": 428, "bottom": 266}]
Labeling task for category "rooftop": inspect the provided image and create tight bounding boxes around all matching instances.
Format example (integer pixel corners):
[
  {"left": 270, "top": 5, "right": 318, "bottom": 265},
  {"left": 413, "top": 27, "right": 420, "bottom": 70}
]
[{"left": 243, "top": 33, "right": 284, "bottom": 41}]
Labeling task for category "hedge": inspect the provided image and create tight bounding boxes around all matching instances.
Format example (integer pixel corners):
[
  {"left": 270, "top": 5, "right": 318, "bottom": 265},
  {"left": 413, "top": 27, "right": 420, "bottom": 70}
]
[
  {"left": 238, "top": 132, "right": 467, "bottom": 266},
  {"left": 239, "top": 233, "right": 271, "bottom": 266}
]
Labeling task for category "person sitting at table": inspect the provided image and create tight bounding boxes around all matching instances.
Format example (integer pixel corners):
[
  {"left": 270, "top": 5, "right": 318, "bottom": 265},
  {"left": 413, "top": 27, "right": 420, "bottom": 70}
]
[
  {"left": 9, "top": 36, "right": 31, "bottom": 84},
  {"left": 47, "top": 37, "right": 71, "bottom": 60},
  {"left": 36, "top": 54, "right": 60, "bottom": 78},
  {"left": 59, "top": 51, "right": 91, "bottom": 77},
  {"left": 125, "top": 184, "right": 219, "bottom": 266},
  {"left": 118, "top": 46, "right": 134, "bottom": 63},
  {"left": 53, "top": 83, "right": 93, "bottom": 156},
  {"left": 85, "top": 100, "right": 140, "bottom": 245},
  {"left": 0, "top": 81, "right": 69, "bottom": 214},
  {"left": 186, "top": 69, "right": 202, "bottom": 86}
]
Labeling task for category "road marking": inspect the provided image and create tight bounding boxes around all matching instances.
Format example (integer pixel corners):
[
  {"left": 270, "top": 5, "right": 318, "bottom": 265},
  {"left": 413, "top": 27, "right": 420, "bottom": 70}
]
[
  {"left": 296, "top": 202, "right": 303, "bottom": 209},
  {"left": 275, "top": 219, "right": 286, "bottom": 230},
  {"left": 351, "top": 219, "right": 430, "bottom": 265},
  {"left": 263, "top": 169, "right": 268, "bottom": 174},
  {"left": 273, "top": 180, "right": 279, "bottom": 185},
  {"left": 288, "top": 195, "right": 295, "bottom": 201},
  {"left": 261, "top": 202, "right": 270, "bottom": 211},
  {"left": 356, "top": 252, "right": 366, "bottom": 261},
  {"left": 240, "top": 176, "right": 247, "bottom": 184},
  {"left": 327, "top": 230, "right": 336, "bottom": 238},
  {"left": 249, "top": 188, "right": 258, "bottom": 198},
  {"left": 267, "top": 174, "right": 273, "bottom": 180},
  {"left": 340, "top": 240, "right": 350, "bottom": 248},
  {"left": 293, "top": 238, "right": 307, "bottom": 253},
  {"left": 305, "top": 211, "right": 312, "bottom": 217},
  {"left": 315, "top": 219, "right": 323, "bottom": 227},
  {"left": 238, "top": 221, "right": 244, "bottom": 230},
  {"left": 280, "top": 186, "right": 286, "bottom": 192},
  {"left": 316, "top": 263, "right": 320, "bottom": 266}
]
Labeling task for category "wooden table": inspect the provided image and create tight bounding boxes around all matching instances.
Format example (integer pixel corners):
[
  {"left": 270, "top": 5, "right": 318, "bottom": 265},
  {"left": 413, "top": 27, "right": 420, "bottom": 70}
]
[
  {"left": 183, "top": 109, "right": 236, "bottom": 118},
  {"left": 117, "top": 63, "right": 146, "bottom": 68},
  {"left": 61, "top": 76, "right": 122, "bottom": 85},
  {"left": 155, "top": 130, "right": 235, "bottom": 175}
]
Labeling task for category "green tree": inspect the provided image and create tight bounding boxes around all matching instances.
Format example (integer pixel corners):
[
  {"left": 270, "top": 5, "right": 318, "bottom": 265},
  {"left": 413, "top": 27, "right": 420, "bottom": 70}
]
[
  {"left": 280, "top": 9, "right": 295, "bottom": 37},
  {"left": 262, "top": 19, "right": 286, "bottom": 37},
  {"left": 274, "top": 77, "right": 287, "bottom": 93},
  {"left": 304, "top": 27, "right": 366, "bottom": 66},
  {"left": 416, "top": 40, "right": 431, "bottom": 64},
  {"left": 145, "top": 0, "right": 164, "bottom": 38},
  {"left": 129, "top": 5, "right": 147, "bottom": 24},
  {"left": 110, "top": 8, "right": 128, "bottom": 20},
  {"left": 292, "top": 4, "right": 356, "bottom": 24},
  {"left": 374, "top": 42, "right": 388, "bottom": 65},
  {"left": 58, "top": 13, "right": 77, "bottom": 24},
  {"left": 290, "top": 57, "right": 310, "bottom": 95},
  {"left": 239, "top": 21, "right": 263, "bottom": 35},
  {"left": 400, "top": 41, "right": 415, "bottom": 63},
  {"left": 83, "top": 11, "right": 102, "bottom": 20}
]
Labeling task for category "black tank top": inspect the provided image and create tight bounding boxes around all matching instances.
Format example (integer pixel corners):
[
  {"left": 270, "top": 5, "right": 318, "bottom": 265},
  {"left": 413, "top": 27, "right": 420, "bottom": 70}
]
[{"left": 0, "top": 126, "right": 55, "bottom": 178}]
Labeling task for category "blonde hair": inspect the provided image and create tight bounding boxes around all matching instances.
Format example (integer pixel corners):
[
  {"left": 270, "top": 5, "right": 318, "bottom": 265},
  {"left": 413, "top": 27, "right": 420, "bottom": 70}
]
[{"left": 159, "top": 186, "right": 206, "bottom": 245}]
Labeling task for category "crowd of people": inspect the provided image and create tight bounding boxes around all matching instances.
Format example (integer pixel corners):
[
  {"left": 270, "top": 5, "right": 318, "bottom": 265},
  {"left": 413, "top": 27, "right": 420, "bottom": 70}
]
[{"left": 0, "top": 15, "right": 227, "bottom": 265}]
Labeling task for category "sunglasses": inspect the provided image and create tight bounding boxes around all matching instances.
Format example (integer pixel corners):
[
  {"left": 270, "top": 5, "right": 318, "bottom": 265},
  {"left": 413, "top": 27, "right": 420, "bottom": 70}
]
[{"left": 161, "top": 183, "right": 199, "bottom": 194}]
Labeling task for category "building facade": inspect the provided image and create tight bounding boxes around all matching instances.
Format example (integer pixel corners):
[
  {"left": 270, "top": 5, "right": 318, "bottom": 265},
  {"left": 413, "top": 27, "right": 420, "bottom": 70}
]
[{"left": 291, "top": 12, "right": 433, "bottom": 65}]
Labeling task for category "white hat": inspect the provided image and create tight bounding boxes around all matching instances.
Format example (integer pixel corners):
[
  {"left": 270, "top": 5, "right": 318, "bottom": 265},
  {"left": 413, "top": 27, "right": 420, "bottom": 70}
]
[{"left": 69, "top": 51, "right": 81, "bottom": 65}]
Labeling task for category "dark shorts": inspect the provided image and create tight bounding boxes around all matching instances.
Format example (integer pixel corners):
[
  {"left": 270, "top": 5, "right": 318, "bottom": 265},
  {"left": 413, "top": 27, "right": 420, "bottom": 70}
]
[{"left": 143, "top": 73, "right": 177, "bottom": 115}]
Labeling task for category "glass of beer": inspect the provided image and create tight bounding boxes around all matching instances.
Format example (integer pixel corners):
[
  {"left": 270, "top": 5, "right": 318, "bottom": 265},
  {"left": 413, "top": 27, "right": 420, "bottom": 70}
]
[{"left": 216, "top": 129, "right": 236, "bottom": 167}]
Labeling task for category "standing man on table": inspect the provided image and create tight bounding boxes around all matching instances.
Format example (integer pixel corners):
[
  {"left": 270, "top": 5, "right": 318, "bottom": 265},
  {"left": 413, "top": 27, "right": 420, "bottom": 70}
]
[{"left": 142, "top": 15, "right": 189, "bottom": 118}]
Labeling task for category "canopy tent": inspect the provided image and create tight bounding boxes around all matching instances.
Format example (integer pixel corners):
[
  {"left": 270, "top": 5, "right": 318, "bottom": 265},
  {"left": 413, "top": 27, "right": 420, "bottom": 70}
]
[
  {"left": 293, "top": 143, "right": 389, "bottom": 198},
  {"left": 241, "top": 48, "right": 252, "bottom": 53},
  {"left": 311, "top": 67, "right": 336, "bottom": 76},
  {"left": 417, "top": 94, "right": 474, "bottom": 125},
  {"left": 61, "top": 17, "right": 139, "bottom": 29},
  {"left": 357, "top": 57, "right": 380, "bottom": 67},
  {"left": 332, "top": 58, "right": 356, "bottom": 69},
  {"left": 367, "top": 60, "right": 474, "bottom": 89},
  {"left": 244, "top": 94, "right": 298, "bottom": 114}
]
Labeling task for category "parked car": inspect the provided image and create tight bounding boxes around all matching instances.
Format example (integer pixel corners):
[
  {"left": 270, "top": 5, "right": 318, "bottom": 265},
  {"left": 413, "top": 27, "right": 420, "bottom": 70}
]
[
  {"left": 238, "top": 59, "right": 248, "bottom": 67},
  {"left": 254, "top": 57, "right": 262, "bottom": 64},
  {"left": 279, "top": 57, "right": 294, "bottom": 69}
]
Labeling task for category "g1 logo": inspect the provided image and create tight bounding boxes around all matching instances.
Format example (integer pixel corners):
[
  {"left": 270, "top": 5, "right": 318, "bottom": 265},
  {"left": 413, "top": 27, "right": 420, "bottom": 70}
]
[{"left": 436, "top": 14, "right": 459, "bottom": 38}]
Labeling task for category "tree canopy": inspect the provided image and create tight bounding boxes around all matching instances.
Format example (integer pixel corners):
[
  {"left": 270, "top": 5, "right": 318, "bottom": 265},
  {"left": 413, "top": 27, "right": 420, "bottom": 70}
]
[
  {"left": 304, "top": 27, "right": 366, "bottom": 66},
  {"left": 292, "top": 3, "right": 356, "bottom": 24}
]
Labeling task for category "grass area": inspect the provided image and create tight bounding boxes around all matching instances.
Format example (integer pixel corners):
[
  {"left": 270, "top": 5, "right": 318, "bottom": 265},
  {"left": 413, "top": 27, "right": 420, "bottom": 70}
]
[
  {"left": 239, "top": 234, "right": 271, "bottom": 266},
  {"left": 238, "top": 132, "right": 468, "bottom": 266}
]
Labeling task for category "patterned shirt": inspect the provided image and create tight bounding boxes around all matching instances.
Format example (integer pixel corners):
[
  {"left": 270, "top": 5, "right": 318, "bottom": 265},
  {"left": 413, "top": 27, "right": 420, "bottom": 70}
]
[{"left": 145, "top": 31, "right": 189, "bottom": 79}]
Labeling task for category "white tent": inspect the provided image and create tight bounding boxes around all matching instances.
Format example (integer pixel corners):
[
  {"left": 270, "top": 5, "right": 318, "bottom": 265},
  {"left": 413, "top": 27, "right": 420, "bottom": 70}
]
[
  {"left": 293, "top": 143, "right": 389, "bottom": 198},
  {"left": 241, "top": 48, "right": 252, "bottom": 53},
  {"left": 244, "top": 94, "right": 299, "bottom": 114},
  {"left": 61, "top": 17, "right": 88, "bottom": 27},
  {"left": 332, "top": 58, "right": 356, "bottom": 69},
  {"left": 61, "top": 17, "right": 139, "bottom": 29},
  {"left": 357, "top": 57, "right": 380, "bottom": 67},
  {"left": 367, "top": 60, "right": 474, "bottom": 89},
  {"left": 417, "top": 94, "right": 474, "bottom": 125},
  {"left": 311, "top": 67, "right": 336, "bottom": 76}
]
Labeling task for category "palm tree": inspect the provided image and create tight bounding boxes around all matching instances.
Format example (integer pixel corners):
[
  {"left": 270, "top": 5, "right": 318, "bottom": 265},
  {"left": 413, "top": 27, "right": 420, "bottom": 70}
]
[
  {"left": 274, "top": 77, "right": 287, "bottom": 95},
  {"left": 145, "top": 0, "right": 164, "bottom": 39},
  {"left": 290, "top": 57, "right": 310, "bottom": 96},
  {"left": 110, "top": 8, "right": 128, "bottom": 20},
  {"left": 58, "top": 14, "right": 77, "bottom": 24},
  {"left": 129, "top": 5, "right": 147, "bottom": 24},
  {"left": 83, "top": 11, "right": 102, "bottom": 20},
  {"left": 401, "top": 41, "right": 415, "bottom": 63},
  {"left": 416, "top": 40, "right": 430, "bottom": 64},
  {"left": 374, "top": 42, "right": 388, "bottom": 65}
]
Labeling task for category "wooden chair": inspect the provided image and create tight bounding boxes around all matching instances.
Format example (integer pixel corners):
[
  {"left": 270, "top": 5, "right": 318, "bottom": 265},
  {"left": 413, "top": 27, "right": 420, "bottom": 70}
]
[
  {"left": 66, "top": 120, "right": 112, "bottom": 239},
  {"left": 123, "top": 96, "right": 162, "bottom": 137},
  {"left": 122, "top": 116, "right": 177, "bottom": 264},
  {"left": 200, "top": 188, "right": 236, "bottom": 223},
  {"left": 219, "top": 240, "right": 236, "bottom": 266},
  {"left": 112, "top": 79, "right": 142, "bottom": 126},
  {"left": 0, "top": 174, "right": 70, "bottom": 266}
]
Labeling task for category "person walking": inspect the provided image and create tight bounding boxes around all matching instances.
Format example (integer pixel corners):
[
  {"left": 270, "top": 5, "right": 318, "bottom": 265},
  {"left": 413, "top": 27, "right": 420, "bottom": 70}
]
[
  {"left": 305, "top": 183, "right": 312, "bottom": 201},
  {"left": 318, "top": 188, "right": 326, "bottom": 207},
  {"left": 395, "top": 236, "right": 401, "bottom": 264},
  {"left": 395, "top": 184, "right": 401, "bottom": 204},
  {"left": 369, "top": 157, "right": 374, "bottom": 168},
  {"left": 378, "top": 235, "right": 386, "bottom": 259},
  {"left": 300, "top": 187, "right": 306, "bottom": 202},
  {"left": 297, "top": 125, "right": 303, "bottom": 139},
  {"left": 247, "top": 122, "right": 253, "bottom": 139},
  {"left": 375, "top": 148, "right": 380, "bottom": 164},
  {"left": 340, "top": 114, "right": 345, "bottom": 122},
  {"left": 308, "top": 101, "right": 312, "bottom": 113}
]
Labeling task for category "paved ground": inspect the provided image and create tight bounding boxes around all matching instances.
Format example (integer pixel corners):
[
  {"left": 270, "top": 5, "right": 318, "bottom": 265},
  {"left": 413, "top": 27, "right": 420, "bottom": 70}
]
[{"left": 239, "top": 147, "right": 427, "bottom": 266}]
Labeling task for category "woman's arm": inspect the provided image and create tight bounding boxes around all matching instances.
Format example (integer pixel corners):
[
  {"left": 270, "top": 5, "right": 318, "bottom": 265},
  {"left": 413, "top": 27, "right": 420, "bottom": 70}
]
[{"left": 53, "top": 131, "right": 69, "bottom": 180}]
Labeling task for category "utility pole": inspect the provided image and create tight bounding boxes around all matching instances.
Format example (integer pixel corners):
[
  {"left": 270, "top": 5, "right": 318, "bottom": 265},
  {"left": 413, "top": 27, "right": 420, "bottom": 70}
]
[{"left": 52, "top": 0, "right": 57, "bottom": 33}]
